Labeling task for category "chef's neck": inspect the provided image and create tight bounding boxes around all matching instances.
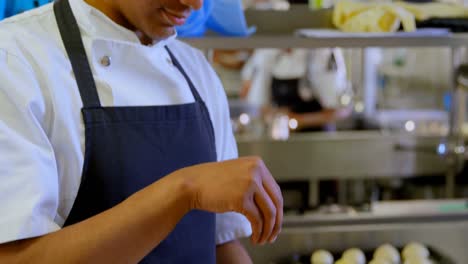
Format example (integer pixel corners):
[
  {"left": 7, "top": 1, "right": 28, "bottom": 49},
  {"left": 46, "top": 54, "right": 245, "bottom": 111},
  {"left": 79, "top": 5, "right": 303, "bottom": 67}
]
[{"left": 83, "top": 0, "right": 154, "bottom": 46}]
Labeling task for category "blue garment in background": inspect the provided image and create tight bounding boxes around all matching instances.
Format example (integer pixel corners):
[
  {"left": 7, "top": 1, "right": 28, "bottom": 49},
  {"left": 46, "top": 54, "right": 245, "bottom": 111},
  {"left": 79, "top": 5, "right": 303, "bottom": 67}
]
[
  {"left": 0, "top": 0, "right": 255, "bottom": 37},
  {"left": 0, "top": 0, "right": 5, "bottom": 20},
  {"left": 1, "top": 0, "right": 51, "bottom": 19},
  {"left": 206, "top": 0, "right": 256, "bottom": 37},
  {"left": 177, "top": 0, "right": 256, "bottom": 37},
  {"left": 176, "top": 0, "right": 213, "bottom": 37}
]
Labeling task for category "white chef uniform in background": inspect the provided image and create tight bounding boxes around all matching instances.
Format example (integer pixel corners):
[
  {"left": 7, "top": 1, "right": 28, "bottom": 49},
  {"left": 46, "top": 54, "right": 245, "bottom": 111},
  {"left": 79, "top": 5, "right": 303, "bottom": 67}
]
[{"left": 241, "top": 48, "right": 349, "bottom": 109}]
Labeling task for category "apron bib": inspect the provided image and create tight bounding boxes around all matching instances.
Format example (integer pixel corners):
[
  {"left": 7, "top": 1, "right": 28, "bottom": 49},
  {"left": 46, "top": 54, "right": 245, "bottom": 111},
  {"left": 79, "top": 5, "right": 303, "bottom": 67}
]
[{"left": 54, "top": 1, "right": 217, "bottom": 263}]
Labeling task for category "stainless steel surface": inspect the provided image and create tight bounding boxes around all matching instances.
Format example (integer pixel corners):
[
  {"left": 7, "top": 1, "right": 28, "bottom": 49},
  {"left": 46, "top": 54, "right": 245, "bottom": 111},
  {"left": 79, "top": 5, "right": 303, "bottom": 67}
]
[
  {"left": 284, "top": 200, "right": 468, "bottom": 227},
  {"left": 363, "top": 48, "right": 380, "bottom": 119},
  {"left": 183, "top": 5, "right": 468, "bottom": 49},
  {"left": 183, "top": 34, "right": 468, "bottom": 50},
  {"left": 244, "top": 5, "right": 334, "bottom": 34},
  {"left": 243, "top": 220, "right": 468, "bottom": 264},
  {"left": 242, "top": 201, "right": 468, "bottom": 263},
  {"left": 443, "top": 49, "right": 468, "bottom": 198},
  {"left": 237, "top": 132, "right": 447, "bottom": 180}
]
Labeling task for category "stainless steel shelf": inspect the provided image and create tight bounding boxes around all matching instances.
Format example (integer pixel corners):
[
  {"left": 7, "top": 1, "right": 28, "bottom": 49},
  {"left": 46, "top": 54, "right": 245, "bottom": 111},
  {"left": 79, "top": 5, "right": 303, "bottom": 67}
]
[
  {"left": 236, "top": 132, "right": 447, "bottom": 180},
  {"left": 242, "top": 200, "right": 468, "bottom": 264},
  {"left": 182, "top": 34, "right": 468, "bottom": 49},
  {"left": 182, "top": 6, "right": 468, "bottom": 49},
  {"left": 284, "top": 211, "right": 468, "bottom": 229},
  {"left": 243, "top": 219, "right": 468, "bottom": 263}
]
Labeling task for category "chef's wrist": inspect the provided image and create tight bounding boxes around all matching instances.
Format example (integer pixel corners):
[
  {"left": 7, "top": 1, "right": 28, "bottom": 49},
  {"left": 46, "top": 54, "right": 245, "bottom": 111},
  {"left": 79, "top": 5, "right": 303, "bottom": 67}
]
[{"left": 170, "top": 167, "right": 198, "bottom": 213}]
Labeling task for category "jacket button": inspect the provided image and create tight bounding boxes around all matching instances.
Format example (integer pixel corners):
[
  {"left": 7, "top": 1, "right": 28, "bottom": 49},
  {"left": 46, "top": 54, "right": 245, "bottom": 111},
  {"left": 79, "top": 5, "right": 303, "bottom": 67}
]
[{"left": 100, "top": 56, "right": 112, "bottom": 67}]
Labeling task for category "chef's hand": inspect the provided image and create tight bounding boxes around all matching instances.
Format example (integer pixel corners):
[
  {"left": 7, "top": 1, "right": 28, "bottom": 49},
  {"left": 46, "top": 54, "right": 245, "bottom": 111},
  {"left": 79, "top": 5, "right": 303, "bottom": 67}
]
[{"left": 179, "top": 157, "right": 283, "bottom": 245}]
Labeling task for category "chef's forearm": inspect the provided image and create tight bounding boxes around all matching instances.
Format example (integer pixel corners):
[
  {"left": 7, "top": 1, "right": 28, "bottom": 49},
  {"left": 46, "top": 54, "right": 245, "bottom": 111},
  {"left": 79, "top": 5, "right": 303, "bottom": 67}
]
[
  {"left": 216, "top": 240, "right": 253, "bottom": 264},
  {"left": 0, "top": 173, "right": 191, "bottom": 264}
]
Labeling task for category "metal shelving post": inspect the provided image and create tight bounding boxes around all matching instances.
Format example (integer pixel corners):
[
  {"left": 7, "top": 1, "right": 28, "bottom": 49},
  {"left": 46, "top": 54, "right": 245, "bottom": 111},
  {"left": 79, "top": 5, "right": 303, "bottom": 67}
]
[{"left": 442, "top": 47, "right": 468, "bottom": 197}]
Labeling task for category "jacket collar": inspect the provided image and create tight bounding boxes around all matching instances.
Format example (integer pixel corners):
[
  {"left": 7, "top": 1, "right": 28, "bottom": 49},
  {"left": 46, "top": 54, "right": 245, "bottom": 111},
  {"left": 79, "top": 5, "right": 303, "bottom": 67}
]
[{"left": 68, "top": 0, "right": 177, "bottom": 48}]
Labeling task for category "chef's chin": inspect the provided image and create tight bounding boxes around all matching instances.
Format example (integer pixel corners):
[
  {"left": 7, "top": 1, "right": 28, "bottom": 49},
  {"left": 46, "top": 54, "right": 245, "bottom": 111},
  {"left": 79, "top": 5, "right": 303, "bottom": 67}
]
[
  {"left": 137, "top": 25, "right": 175, "bottom": 44},
  {"left": 151, "top": 25, "right": 176, "bottom": 40}
]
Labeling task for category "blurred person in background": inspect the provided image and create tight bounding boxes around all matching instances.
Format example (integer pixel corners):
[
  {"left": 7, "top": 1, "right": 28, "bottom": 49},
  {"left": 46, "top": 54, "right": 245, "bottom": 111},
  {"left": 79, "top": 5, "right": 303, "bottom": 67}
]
[
  {"left": 239, "top": 48, "right": 352, "bottom": 212},
  {"left": 241, "top": 48, "right": 352, "bottom": 132}
]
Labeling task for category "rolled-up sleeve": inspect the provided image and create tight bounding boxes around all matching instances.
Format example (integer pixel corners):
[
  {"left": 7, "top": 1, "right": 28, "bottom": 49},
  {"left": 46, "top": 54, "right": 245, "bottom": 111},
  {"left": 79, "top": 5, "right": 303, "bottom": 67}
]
[
  {"left": 214, "top": 117, "right": 252, "bottom": 244},
  {"left": 0, "top": 49, "right": 60, "bottom": 244},
  {"left": 204, "top": 56, "right": 253, "bottom": 245},
  {"left": 214, "top": 124, "right": 252, "bottom": 244},
  {"left": 216, "top": 212, "right": 252, "bottom": 245}
]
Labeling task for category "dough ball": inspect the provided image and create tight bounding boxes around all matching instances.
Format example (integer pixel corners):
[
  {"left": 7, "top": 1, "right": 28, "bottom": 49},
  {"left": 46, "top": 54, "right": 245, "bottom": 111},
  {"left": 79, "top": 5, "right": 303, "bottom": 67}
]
[
  {"left": 369, "top": 259, "right": 392, "bottom": 264},
  {"left": 374, "top": 244, "right": 400, "bottom": 264},
  {"left": 342, "top": 248, "right": 366, "bottom": 264},
  {"left": 311, "top": 249, "right": 334, "bottom": 264},
  {"left": 403, "top": 256, "right": 433, "bottom": 264},
  {"left": 402, "top": 242, "right": 430, "bottom": 260},
  {"left": 334, "top": 258, "right": 355, "bottom": 264}
]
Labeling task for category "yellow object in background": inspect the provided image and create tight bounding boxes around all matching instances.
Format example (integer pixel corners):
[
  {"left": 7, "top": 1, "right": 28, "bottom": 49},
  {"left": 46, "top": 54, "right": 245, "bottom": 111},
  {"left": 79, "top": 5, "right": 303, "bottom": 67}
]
[
  {"left": 333, "top": 0, "right": 374, "bottom": 29},
  {"left": 333, "top": 0, "right": 468, "bottom": 33},
  {"left": 395, "top": 2, "right": 468, "bottom": 21},
  {"left": 339, "top": 7, "right": 400, "bottom": 32},
  {"left": 333, "top": 1, "right": 416, "bottom": 32}
]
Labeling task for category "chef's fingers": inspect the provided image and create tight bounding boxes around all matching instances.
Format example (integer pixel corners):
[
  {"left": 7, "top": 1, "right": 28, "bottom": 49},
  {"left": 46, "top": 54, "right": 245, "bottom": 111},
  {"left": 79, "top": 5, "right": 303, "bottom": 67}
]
[
  {"left": 254, "top": 185, "right": 276, "bottom": 245},
  {"left": 265, "top": 184, "right": 283, "bottom": 243},
  {"left": 259, "top": 162, "right": 284, "bottom": 243},
  {"left": 242, "top": 193, "right": 263, "bottom": 244}
]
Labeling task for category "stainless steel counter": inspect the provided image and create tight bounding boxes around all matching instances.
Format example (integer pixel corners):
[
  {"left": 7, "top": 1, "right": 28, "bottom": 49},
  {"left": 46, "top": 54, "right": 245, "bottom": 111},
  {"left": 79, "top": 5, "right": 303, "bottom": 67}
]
[
  {"left": 237, "top": 132, "right": 447, "bottom": 180},
  {"left": 241, "top": 200, "right": 468, "bottom": 263},
  {"left": 243, "top": 220, "right": 468, "bottom": 264}
]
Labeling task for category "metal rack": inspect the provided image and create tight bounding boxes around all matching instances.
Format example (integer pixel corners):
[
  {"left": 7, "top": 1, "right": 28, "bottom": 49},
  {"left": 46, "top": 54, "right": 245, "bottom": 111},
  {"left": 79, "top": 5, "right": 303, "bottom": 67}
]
[
  {"left": 242, "top": 212, "right": 468, "bottom": 263},
  {"left": 180, "top": 6, "right": 468, "bottom": 263},
  {"left": 182, "top": 6, "right": 468, "bottom": 263},
  {"left": 182, "top": 35, "right": 467, "bottom": 198},
  {"left": 184, "top": 34, "right": 468, "bottom": 49}
]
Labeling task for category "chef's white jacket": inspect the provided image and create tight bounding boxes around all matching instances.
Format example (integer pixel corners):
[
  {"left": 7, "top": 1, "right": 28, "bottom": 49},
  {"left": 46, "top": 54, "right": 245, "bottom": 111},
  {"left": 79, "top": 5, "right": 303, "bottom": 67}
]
[
  {"left": 0, "top": 0, "right": 251, "bottom": 245},
  {"left": 241, "top": 48, "right": 349, "bottom": 108}
]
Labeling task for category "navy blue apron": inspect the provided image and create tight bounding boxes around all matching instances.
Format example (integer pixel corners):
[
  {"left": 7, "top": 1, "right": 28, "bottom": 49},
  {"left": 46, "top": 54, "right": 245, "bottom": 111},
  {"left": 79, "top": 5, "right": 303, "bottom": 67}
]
[{"left": 54, "top": 0, "right": 217, "bottom": 263}]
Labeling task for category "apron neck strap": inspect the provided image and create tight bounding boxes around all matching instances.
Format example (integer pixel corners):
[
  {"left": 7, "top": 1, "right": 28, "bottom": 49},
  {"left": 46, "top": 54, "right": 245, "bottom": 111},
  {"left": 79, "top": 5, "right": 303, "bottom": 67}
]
[
  {"left": 54, "top": 0, "right": 101, "bottom": 108},
  {"left": 164, "top": 46, "right": 204, "bottom": 103},
  {"left": 54, "top": 0, "right": 205, "bottom": 107}
]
